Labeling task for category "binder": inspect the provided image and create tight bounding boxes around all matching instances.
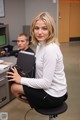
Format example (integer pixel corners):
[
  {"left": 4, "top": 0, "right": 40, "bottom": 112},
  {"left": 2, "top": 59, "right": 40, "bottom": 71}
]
[{"left": 16, "top": 51, "right": 35, "bottom": 77}]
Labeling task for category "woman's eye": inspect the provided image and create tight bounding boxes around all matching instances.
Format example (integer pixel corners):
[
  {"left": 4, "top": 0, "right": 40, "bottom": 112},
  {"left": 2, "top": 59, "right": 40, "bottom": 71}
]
[
  {"left": 34, "top": 27, "right": 48, "bottom": 31},
  {"left": 34, "top": 27, "right": 39, "bottom": 30},
  {"left": 42, "top": 27, "right": 48, "bottom": 30}
]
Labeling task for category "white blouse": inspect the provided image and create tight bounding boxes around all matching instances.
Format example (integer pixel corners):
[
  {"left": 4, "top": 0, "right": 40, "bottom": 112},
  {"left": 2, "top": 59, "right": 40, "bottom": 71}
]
[{"left": 20, "top": 42, "right": 67, "bottom": 97}]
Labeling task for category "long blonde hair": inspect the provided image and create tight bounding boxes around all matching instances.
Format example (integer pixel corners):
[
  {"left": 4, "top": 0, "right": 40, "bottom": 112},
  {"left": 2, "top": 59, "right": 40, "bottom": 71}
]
[{"left": 30, "top": 12, "right": 59, "bottom": 45}]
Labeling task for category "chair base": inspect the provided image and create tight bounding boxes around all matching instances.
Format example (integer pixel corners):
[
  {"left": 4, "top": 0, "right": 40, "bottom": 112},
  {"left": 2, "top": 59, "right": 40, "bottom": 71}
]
[
  {"left": 49, "top": 115, "right": 58, "bottom": 120},
  {"left": 35, "top": 102, "right": 68, "bottom": 120}
]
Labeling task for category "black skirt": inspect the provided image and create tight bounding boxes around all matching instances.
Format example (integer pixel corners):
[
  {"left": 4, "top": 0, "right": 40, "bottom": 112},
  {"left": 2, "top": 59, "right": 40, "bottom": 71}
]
[{"left": 23, "top": 85, "right": 68, "bottom": 109}]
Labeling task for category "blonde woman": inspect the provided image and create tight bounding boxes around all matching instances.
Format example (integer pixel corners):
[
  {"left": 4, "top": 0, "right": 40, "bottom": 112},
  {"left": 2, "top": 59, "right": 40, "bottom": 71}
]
[{"left": 6, "top": 12, "right": 68, "bottom": 109}]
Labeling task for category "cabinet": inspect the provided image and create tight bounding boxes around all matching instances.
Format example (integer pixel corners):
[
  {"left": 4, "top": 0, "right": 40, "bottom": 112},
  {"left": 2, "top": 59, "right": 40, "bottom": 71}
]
[
  {"left": 0, "top": 71, "right": 9, "bottom": 108},
  {"left": 0, "top": 56, "right": 17, "bottom": 108}
]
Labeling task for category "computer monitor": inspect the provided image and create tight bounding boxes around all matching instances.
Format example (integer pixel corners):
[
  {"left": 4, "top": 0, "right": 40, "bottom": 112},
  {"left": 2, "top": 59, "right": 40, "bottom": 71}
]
[{"left": 0, "top": 34, "right": 8, "bottom": 47}]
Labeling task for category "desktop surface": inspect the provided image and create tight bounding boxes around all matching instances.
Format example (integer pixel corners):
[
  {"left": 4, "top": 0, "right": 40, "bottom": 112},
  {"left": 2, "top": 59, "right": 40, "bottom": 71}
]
[{"left": 0, "top": 56, "right": 17, "bottom": 65}]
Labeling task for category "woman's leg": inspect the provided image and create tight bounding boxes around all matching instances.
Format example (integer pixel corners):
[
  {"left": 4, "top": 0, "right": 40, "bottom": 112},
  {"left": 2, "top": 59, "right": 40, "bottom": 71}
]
[{"left": 11, "top": 83, "right": 29, "bottom": 104}]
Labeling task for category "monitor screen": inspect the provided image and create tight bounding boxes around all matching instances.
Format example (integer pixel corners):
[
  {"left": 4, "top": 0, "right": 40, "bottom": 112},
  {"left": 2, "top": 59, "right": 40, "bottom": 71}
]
[{"left": 0, "top": 34, "right": 7, "bottom": 47}]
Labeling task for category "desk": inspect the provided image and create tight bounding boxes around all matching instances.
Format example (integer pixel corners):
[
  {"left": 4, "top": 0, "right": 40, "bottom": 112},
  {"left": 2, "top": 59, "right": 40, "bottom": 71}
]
[{"left": 0, "top": 56, "right": 17, "bottom": 108}]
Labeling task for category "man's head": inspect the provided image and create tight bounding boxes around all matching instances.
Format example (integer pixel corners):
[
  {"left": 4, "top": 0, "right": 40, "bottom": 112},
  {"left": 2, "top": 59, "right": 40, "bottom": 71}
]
[{"left": 17, "top": 33, "right": 29, "bottom": 50}]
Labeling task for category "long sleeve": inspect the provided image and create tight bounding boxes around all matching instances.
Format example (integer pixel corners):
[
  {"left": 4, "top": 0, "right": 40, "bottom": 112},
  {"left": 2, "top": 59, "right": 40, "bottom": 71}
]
[
  {"left": 21, "top": 43, "right": 56, "bottom": 89},
  {"left": 20, "top": 43, "right": 67, "bottom": 97}
]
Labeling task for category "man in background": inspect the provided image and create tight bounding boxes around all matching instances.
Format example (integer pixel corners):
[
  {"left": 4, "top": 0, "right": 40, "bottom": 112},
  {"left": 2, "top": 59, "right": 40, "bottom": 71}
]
[
  {"left": 0, "top": 33, "right": 34, "bottom": 57},
  {"left": 11, "top": 33, "right": 34, "bottom": 57}
]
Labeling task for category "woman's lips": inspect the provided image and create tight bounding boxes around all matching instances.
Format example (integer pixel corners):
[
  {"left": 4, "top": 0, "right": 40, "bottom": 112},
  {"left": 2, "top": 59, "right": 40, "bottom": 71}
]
[{"left": 37, "top": 36, "right": 43, "bottom": 39}]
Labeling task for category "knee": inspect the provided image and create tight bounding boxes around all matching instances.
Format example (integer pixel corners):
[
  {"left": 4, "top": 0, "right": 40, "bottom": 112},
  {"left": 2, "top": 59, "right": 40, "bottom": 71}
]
[
  {"left": 10, "top": 83, "right": 23, "bottom": 95},
  {"left": 11, "top": 83, "right": 18, "bottom": 94}
]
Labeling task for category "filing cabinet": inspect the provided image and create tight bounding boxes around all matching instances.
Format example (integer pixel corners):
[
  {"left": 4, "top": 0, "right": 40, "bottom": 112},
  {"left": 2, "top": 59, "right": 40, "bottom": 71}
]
[{"left": 0, "top": 71, "right": 9, "bottom": 108}]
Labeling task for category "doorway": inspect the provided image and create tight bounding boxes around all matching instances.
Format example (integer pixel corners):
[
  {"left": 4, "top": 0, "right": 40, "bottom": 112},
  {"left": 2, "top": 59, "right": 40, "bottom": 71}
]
[{"left": 58, "top": 0, "right": 80, "bottom": 43}]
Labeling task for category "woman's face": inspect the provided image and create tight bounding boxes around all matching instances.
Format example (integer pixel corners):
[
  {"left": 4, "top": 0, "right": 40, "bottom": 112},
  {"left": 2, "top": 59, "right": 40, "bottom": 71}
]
[{"left": 34, "top": 19, "right": 49, "bottom": 42}]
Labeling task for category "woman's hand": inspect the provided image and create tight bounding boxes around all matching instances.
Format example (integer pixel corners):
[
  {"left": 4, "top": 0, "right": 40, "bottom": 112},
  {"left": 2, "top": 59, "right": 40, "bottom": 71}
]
[{"left": 6, "top": 67, "right": 21, "bottom": 84}]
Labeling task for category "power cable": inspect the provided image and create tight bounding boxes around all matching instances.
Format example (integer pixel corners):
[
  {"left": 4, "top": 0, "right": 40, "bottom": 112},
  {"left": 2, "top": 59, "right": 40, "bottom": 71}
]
[{"left": 24, "top": 108, "right": 33, "bottom": 120}]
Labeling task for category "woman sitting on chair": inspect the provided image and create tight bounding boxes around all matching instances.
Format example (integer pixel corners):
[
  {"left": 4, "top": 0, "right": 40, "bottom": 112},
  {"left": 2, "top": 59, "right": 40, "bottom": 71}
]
[{"left": 6, "top": 12, "right": 68, "bottom": 109}]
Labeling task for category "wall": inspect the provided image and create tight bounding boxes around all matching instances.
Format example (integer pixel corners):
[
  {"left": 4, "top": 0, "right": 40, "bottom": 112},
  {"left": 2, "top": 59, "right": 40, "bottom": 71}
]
[
  {"left": 0, "top": 0, "right": 25, "bottom": 45},
  {"left": 24, "top": 0, "right": 59, "bottom": 37},
  {"left": 0, "top": 0, "right": 58, "bottom": 45}
]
